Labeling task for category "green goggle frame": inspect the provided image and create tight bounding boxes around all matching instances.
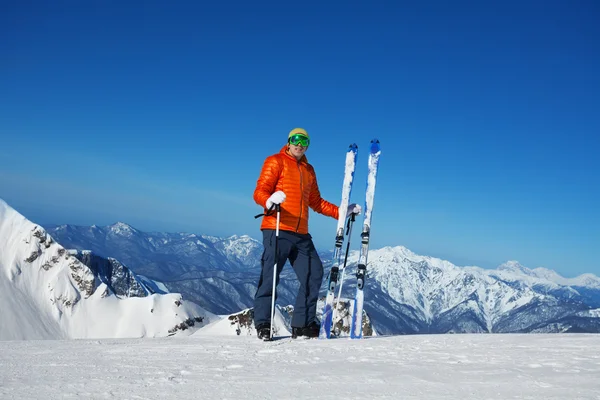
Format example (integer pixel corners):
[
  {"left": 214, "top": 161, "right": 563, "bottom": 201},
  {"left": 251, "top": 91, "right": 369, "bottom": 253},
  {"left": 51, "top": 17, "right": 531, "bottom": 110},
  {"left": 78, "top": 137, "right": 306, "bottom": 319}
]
[{"left": 289, "top": 134, "right": 310, "bottom": 147}]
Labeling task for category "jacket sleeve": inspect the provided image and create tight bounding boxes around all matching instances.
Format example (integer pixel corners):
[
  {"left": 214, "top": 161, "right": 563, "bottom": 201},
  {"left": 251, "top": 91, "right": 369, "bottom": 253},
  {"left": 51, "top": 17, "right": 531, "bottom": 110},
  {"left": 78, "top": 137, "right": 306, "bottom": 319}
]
[
  {"left": 307, "top": 165, "right": 339, "bottom": 220},
  {"left": 254, "top": 155, "right": 282, "bottom": 209}
]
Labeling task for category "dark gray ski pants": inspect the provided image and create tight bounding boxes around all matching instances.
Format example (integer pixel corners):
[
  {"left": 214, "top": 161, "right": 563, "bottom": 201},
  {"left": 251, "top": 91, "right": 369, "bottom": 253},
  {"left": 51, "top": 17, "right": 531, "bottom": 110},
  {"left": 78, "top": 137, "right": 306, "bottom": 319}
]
[{"left": 253, "top": 229, "right": 324, "bottom": 328}]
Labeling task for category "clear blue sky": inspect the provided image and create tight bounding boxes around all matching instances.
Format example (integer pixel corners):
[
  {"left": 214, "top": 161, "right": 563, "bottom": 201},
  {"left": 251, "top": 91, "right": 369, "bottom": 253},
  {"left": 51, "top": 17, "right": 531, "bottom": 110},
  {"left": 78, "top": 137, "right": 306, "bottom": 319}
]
[{"left": 1, "top": 1, "right": 599, "bottom": 277}]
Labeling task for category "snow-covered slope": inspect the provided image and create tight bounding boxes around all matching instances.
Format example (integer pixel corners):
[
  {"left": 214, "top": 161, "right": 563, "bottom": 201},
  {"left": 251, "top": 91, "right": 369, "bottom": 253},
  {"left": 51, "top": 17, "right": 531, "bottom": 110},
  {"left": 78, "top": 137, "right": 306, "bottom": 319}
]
[{"left": 0, "top": 199, "right": 215, "bottom": 340}]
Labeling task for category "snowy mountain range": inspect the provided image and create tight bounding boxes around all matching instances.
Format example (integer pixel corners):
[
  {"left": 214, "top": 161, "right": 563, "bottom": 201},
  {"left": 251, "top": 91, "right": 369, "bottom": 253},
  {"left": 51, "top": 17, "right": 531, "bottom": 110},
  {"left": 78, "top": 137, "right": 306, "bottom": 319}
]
[
  {"left": 44, "top": 218, "right": 600, "bottom": 335},
  {"left": 0, "top": 199, "right": 214, "bottom": 340},
  {"left": 3, "top": 196, "right": 600, "bottom": 340},
  {"left": 46, "top": 222, "right": 262, "bottom": 279},
  {"left": 358, "top": 247, "right": 600, "bottom": 334}
]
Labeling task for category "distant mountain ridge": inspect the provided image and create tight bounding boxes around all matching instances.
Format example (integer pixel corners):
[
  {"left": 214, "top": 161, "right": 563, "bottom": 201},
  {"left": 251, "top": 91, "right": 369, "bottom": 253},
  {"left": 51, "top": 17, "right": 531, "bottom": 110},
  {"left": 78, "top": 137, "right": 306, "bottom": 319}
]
[
  {"left": 358, "top": 246, "right": 600, "bottom": 334},
  {"left": 45, "top": 222, "right": 600, "bottom": 334},
  {"left": 45, "top": 222, "right": 268, "bottom": 314},
  {"left": 46, "top": 222, "right": 262, "bottom": 280}
]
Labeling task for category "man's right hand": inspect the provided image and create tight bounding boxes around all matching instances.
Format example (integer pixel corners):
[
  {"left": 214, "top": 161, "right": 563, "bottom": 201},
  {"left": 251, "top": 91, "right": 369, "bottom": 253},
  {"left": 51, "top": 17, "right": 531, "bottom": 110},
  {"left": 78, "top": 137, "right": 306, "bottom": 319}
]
[{"left": 266, "top": 191, "right": 286, "bottom": 209}]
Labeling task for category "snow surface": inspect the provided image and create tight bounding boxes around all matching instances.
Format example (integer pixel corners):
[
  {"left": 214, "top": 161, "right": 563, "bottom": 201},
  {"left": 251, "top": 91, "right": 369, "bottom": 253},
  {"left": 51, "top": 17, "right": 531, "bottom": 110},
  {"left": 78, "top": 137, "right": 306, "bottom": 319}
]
[{"left": 1, "top": 334, "right": 599, "bottom": 399}]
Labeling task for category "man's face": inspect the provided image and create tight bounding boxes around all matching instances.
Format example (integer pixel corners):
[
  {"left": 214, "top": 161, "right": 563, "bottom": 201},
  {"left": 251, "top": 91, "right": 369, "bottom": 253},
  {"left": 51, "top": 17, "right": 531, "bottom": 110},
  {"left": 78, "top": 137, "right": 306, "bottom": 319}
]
[
  {"left": 289, "top": 142, "right": 308, "bottom": 160},
  {"left": 288, "top": 134, "right": 309, "bottom": 160}
]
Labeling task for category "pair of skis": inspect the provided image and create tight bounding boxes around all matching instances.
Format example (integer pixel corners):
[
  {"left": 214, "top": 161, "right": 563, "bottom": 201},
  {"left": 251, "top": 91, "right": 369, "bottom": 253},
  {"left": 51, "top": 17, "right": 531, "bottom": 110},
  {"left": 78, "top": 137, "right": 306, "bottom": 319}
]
[{"left": 319, "top": 139, "right": 381, "bottom": 339}]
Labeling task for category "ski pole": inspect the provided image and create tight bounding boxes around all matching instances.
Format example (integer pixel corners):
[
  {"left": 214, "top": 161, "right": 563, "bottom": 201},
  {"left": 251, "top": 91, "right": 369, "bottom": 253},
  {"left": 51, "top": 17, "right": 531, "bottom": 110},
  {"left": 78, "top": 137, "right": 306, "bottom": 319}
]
[
  {"left": 269, "top": 204, "right": 281, "bottom": 340},
  {"left": 332, "top": 212, "right": 357, "bottom": 333}
]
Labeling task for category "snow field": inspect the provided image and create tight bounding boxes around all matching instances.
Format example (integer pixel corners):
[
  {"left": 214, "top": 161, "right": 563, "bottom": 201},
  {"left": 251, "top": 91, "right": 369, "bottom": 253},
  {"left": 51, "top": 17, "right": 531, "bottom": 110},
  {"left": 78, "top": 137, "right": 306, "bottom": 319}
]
[{"left": 1, "top": 334, "right": 599, "bottom": 399}]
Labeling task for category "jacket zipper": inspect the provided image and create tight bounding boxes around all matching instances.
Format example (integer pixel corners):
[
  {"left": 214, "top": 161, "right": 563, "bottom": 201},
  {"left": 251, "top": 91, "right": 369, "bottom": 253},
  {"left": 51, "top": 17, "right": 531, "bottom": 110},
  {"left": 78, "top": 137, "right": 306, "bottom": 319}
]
[{"left": 296, "top": 161, "right": 304, "bottom": 233}]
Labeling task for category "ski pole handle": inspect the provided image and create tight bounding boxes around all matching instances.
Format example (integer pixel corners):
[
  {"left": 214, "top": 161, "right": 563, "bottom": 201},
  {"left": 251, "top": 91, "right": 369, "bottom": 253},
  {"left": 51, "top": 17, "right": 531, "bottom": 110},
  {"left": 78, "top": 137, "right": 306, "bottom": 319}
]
[{"left": 254, "top": 203, "right": 276, "bottom": 219}]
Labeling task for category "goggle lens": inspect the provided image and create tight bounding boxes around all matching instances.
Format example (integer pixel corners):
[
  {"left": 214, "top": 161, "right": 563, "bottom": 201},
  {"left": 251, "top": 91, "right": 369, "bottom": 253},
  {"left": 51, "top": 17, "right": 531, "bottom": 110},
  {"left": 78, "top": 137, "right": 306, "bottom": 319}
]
[{"left": 289, "top": 134, "right": 310, "bottom": 147}]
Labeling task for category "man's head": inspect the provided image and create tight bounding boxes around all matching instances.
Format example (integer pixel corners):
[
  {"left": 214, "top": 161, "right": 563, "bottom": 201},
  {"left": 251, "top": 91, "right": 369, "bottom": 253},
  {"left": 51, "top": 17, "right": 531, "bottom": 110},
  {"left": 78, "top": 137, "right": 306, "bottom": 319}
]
[{"left": 287, "top": 128, "right": 309, "bottom": 160}]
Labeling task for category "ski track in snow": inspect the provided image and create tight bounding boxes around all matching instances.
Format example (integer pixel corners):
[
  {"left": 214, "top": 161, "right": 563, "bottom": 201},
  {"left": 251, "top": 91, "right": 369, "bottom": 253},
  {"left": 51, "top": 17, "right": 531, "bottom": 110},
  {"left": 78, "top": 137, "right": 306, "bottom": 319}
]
[{"left": 1, "top": 334, "right": 600, "bottom": 399}]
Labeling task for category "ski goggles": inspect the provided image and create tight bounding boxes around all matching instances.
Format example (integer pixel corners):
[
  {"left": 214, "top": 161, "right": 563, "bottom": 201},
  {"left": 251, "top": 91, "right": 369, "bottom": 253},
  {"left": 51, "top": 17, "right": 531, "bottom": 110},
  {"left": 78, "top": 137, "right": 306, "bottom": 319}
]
[{"left": 288, "top": 134, "right": 310, "bottom": 147}]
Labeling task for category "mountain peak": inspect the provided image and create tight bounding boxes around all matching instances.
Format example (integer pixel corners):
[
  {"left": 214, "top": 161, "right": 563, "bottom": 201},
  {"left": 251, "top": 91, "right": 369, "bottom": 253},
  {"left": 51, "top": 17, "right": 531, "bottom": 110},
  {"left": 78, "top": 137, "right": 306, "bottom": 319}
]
[
  {"left": 377, "top": 245, "right": 416, "bottom": 258},
  {"left": 226, "top": 234, "right": 256, "bottom": 242},
  {"left": 108, "top": 222, "right": 138, "bottom": 236},
  {"left": 111, "top": 221, "right": 133, "bottom": 229},
  {"left": 498, "top": 260, "right": 532, "bottom": 275}
]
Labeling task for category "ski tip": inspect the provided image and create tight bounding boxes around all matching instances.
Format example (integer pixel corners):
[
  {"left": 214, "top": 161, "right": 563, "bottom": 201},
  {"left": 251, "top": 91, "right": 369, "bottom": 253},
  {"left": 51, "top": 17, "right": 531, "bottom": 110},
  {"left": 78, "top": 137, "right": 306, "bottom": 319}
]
[{"left": 370, "top": 139, "right": 380, "bottom": 152}]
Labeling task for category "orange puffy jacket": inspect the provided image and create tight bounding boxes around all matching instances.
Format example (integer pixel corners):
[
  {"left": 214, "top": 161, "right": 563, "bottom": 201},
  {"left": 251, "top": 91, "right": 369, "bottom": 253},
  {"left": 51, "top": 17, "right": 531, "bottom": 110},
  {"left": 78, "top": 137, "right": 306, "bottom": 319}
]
[{"left": 254, "top": 145, "right": 339, "bottom": 234}]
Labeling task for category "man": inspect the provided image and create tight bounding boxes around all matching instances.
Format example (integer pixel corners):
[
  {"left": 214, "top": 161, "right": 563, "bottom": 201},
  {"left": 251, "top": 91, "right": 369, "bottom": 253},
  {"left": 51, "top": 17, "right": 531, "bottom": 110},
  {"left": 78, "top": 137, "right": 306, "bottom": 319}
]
[{"left": 253, "top": 128, "right": 360, "bottom": 340}]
